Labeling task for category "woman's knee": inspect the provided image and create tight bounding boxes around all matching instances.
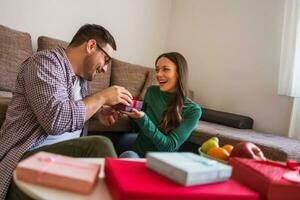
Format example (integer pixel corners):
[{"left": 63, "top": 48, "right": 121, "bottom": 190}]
[{"left": 119, "top": 150, "right": 140, "bottom": 158}]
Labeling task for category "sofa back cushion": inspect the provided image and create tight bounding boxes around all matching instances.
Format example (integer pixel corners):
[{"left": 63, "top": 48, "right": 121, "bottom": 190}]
[
  {"left": 0, "top": 25, "right": 33, "bottom": 91},
  {"left": 37, "top": 36, "right": 111, "bottom": 94},
  {"left": 110, "top": 59, "right": 156, "bottom": 99},
  {"left": 139, "top": 70, "right": 158, "bottom": 100},
  {"left": 37, "top": 36, "right": 69, "bottom": 51},
  {"left": 89, "top": 63, "right": 112, "bottom": 94}
]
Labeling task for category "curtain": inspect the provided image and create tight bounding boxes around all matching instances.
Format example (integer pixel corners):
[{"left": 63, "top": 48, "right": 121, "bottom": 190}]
[
  {"left": 289, "top": 98, "right": 300, "bottom": 139},
  {"left": 278, "top": 0, "right": 300, "bottom": 139}
]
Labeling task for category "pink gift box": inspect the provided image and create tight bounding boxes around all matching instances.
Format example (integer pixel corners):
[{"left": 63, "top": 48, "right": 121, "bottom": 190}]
[{"left": 16, "top": 151, "right": 100, "bottom": 194}]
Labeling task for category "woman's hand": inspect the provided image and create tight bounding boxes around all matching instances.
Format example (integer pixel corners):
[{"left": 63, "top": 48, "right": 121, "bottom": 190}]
[{"left": 121, "top": 108, "right": 144, "bottom": 119}]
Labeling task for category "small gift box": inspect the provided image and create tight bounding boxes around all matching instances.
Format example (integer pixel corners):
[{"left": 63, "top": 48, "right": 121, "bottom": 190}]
[
  {"left": 146, "top": 152, "right": 232, "bottom": 186},
  {"left": 112, "top": 97, "right": 143, "bottom": 111},
  {"left": 16, "top": 151, "right": 100, "bottom": 194}
]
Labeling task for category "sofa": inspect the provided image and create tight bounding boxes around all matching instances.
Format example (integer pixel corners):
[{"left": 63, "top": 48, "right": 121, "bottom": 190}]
[{"left": 1, "top": 24, "right": 300, "bottom": 162}]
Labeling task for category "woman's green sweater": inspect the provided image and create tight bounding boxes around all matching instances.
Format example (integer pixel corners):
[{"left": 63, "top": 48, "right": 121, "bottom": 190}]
[{"left": 132, "top": 85, "right": 202, "bottom": 157}]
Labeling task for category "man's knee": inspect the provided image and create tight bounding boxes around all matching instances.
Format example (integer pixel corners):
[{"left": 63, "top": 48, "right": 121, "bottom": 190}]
[
  {"left": 85, "top": 135, "right": 113, "bottom": 146},
  {"left": 82, "top": 136, "right": 117, "bottom": 157}
]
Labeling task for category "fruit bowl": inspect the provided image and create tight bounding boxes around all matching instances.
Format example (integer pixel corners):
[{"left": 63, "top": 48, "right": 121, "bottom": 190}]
[{"left": 198, "top": 148, "right": 228, "bottom": 164}]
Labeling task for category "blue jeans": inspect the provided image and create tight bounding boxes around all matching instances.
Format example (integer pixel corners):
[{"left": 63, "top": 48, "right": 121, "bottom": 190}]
[
  {"left": 119, "top": 150, "right": 140, "bottom": 158},
  {"left": 117, "top": 133, "right": 140, "bottom": 158},
  {"left": 116, "top": 133, "right": 138, "bottom": 154}
]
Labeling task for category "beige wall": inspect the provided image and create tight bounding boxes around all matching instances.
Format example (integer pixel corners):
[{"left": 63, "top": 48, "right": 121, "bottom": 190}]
[
  {"left": 0, "top": 0, "right": 293, "bottom": 135},
  {"left": 0, "top": 0, "right": 171, "bottom": 67},
  {"left": 165, "top": 0, "right": 293, "bottom": 136}
]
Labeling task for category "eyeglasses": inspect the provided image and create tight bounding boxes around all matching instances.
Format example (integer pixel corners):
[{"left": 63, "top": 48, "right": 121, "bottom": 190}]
[{"left": 96, "top": 43, "right": 112, "bottom": 65}]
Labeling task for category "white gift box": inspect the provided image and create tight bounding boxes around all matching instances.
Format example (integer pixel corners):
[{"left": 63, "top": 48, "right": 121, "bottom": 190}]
[{"left": 146, "top": 152, "right": 232, "bottom": 186}]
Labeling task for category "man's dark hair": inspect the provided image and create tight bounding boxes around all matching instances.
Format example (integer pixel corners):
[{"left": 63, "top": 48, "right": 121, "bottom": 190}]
[{"left": 69, "top": 24, "right": 116, "bottom": 50}]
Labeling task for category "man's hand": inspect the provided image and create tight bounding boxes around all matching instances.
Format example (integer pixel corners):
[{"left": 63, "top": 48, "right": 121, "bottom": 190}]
[
  {"left": 83, "top": 85, "right": 132, "bottom": 122},
  {"left": 121, "top": 108, "right": 144, "bottom": 119},
  {"left": 100, "top": 86, "right": 133, "bottom": 106},
  {"left": 97, "top": 106, "right": 120, "bottom": 126}
]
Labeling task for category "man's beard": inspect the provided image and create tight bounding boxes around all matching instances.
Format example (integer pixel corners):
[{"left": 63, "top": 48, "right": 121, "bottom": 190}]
[{"left": 82, "top": 55, "right": 96, "bottom": 81}]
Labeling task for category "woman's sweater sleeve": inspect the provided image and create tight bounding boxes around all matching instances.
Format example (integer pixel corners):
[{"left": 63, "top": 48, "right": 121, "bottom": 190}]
[{"left": 133, "top": 106, "right": 201, "bottom": 151}]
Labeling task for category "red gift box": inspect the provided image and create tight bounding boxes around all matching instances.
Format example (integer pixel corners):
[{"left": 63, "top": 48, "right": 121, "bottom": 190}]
[
  {"left": 229, "top": 157, "right": 300, "bottom": 200},
  {"left": 104, "top": 158, "right": 259, "bottom": 200},
  {"left": 16, "top": 151, "right": 100, "bottom": 194}
]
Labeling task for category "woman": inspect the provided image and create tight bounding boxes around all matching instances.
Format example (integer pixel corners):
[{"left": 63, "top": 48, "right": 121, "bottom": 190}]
[{"left": 120, "top": 52, "right": 202, "bottom": 158}]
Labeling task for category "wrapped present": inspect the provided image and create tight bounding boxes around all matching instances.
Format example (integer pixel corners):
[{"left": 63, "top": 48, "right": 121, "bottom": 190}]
[
  {"left": 229, "top": 157, "right": 300, "bottom": 200},
  {"left": 146, "top": 152, "right": 232, "bottom": 186},
  {"left": 16, "top": 151, "right": 100, "bottom": 194},
  {"left": 104, "top": 158, "right": 259, "bottom": 200},
  {"left": 112, "top": 97, "right": 143, "bottom": 111}
]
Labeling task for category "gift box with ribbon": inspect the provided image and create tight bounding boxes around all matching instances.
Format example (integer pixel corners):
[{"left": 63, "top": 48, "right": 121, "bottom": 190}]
[
  {"left": 112, "top": 97, "right": 143, "bottom": 111},
  {"left": 146, "top": 152, "right": 232, "bottom": 186},
  {"left": 15, "top": 151, "right": 100, "bottom": 194},
  {"left": 229, "top": 157, "right": 300, "bottom": 200}
]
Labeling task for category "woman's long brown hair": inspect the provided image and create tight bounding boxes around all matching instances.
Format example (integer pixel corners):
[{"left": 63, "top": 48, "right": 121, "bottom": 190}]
[{"left": 156, "top": 52, "right": 188, "bottom": 133}]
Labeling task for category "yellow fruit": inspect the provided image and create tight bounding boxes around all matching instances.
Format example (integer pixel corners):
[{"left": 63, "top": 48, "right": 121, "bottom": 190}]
[
  {"left": 207, "top": 147, "right": 230, "bottom": 161},
  {"left": 201, "top": 137, "right": 219, "bottom": 153},
  {"left": 210, "top": 136, "right": 219, "bottom": 143},
  {"left": 222, "top": 144, "right": 234, "bottom": 155}
]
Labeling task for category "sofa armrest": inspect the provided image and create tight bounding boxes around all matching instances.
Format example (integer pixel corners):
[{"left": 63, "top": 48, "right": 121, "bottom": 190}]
[
  {"left": 190, "top": 121, "right": 300, "bottom": 161},
  {"left": 201, "top": 108, "right": 253, "bottom": 129}
]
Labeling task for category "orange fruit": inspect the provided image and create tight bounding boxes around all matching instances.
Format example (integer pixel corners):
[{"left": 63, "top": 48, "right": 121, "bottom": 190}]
[
  {"left": 222, "top": 144, "right": 234, "bottom": 155},
  {"left": 207, "top": 147, "right": 230, "bottom": 161}
]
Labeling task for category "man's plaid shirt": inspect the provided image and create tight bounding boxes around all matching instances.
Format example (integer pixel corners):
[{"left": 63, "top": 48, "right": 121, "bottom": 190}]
[{"left": 0, "top": 48, "right": 89, "bottom": 199}]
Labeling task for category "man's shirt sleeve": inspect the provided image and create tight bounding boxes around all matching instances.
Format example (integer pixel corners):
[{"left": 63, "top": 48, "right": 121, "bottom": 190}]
[{"left": 23, "top": 54, "right": 85, "bottom": 135}]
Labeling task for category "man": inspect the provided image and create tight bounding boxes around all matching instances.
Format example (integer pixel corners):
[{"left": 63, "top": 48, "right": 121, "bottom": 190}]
[{"left": 0, "top": 24, "right": 132, "bottom": 200}]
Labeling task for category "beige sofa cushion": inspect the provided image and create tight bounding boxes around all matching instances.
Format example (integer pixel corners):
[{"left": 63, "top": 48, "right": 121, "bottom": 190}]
[
  {"left": 37, "top": 36, "right": 69, "bottom": 51},
  {"left": 0, "top": 25, "right": 33, "bottom": 91},
  {"left": 110, "top": 59, "right": 153, "bottom": 98},
  {"left": 189, "top": 121, "right": 300, "bottom": 162},
  {"left": 37, "top": 36, "right": 111, "bottom": 94},
  {"left": 88, "top": 117, "right": 132, "bottom": 132},
  {"left": 89, "top": 66, "right": 111, "bottom": 94},
  {"left": 139, "top": 70, "right": 158, "bottom": 100}
]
